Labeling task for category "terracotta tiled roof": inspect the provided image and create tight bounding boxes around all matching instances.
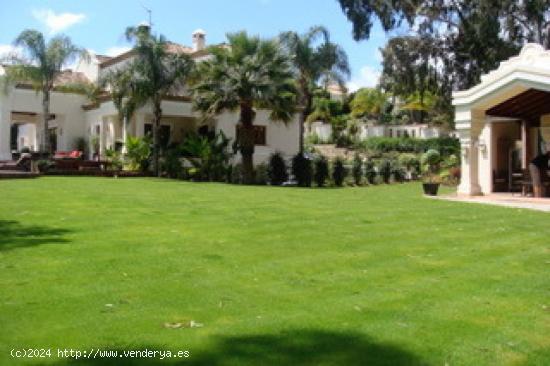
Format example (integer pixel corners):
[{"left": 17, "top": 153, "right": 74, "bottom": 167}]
[
  {"left": 53, "top": 70, "right": 91, "bottom": 86},
  {"left": 95, "top": 54, "right": 112, "bottom": 63},
  {"left": 99, "top": 42, "right": 219, "bottom": 68},
  {"left": 165, "top": 42, "right": 194, "bottom": 55},
  {"left": 3, "top": 66, "right": 91, "bottom": 87}
]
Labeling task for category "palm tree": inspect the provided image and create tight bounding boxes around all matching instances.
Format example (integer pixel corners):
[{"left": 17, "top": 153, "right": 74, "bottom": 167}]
[
  {"left": 192, "top": 31, "right": 297, "bottom": 184},
  {"left": 4, "top": 30, "right": 86, "bottom": 153},
  {"left": 99, "top": 67, "right": 143, "bottom": 154},
  {"left": 279, "top": 26, "right": 350, "bottom": 153},
  {"left": 125, "top": 25, "right": 194, "bottom": 176}
]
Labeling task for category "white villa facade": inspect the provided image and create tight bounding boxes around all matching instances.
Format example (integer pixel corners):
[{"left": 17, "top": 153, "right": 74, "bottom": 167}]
[
  {"left": 0, "top": 29, "right": 300, "bottom": 164},
  {"left": 453, "top": 43, "right": 550, "bottom": 196}
]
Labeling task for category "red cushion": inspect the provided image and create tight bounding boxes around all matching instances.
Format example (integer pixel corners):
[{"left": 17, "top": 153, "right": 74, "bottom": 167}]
[{"left": 69, "top": 151, "right": 81, "bottom": 158}]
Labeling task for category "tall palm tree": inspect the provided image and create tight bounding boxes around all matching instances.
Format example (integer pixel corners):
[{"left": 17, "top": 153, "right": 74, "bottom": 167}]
[
  {"left": 192, "top": 31, "right": 297, "bottom": 184},
  {"left": 125, "top": 25, "right": 194, "bottom": 176},
  {"left": 4, "top": 30, "right": 86, "bottom": 153},
  {"left": 279, "top": 26, "right": 350, "bottom": 153},
  {"left": 100, "top": 67, "right": 143, "bottom": 154}
]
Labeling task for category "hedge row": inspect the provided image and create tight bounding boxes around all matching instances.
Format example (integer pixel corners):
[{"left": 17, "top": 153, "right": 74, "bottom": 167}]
[{"left": 356, "top": 137, "right": 460, "bottom": 157}]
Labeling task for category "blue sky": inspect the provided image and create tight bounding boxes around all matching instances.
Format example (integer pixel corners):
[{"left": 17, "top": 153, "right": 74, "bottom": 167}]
[{"left": 0, "top": 0, "right": 390, "bottom": 91}]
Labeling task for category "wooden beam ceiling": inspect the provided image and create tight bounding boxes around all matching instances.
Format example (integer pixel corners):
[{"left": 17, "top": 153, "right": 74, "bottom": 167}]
[{"left": 486, "top": 89, "right": 550, "bottom": 124}]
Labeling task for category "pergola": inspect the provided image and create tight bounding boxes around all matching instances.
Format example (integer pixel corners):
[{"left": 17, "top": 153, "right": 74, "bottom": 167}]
[{"left": 452, "top": 44, "right": 550, "bottom": 196}]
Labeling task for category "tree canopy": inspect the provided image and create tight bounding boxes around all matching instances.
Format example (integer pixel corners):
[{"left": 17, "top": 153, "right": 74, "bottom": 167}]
[{"left": 192, "top": 31, "right": 297, "bottom": 183}]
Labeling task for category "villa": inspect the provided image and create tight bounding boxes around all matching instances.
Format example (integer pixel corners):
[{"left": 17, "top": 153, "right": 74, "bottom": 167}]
[
  {"left": 0, "top": 29, "right": 300, "bottom": 164},
  {"left": 453, "top": 43, "right": 550, "bottom": 196}
]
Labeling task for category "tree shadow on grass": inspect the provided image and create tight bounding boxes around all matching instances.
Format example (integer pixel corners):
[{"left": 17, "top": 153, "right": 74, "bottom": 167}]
[
  {"left": 0, "top": 219, "right": 71, "bottom": 252},
  {"left": 43, "top": 330, "right": 425, "bottom": 366}
]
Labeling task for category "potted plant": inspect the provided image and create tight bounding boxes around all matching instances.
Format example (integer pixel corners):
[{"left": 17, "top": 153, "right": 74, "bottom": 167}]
[{"left": 421, "top": 149, "right": 441, "bottom": 195}]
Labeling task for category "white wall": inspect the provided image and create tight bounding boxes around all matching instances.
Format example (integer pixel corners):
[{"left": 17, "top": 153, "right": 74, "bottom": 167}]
[
  {"left": 215, "top": 109, "right": 300, "bottom": 165},
  {"left": 0, "top": 87, "right": 88, "bottom": 155},
  {"left": 308, "top": 121, "right": 332, "bottom": 141},
  {"left": 75, "top": 55, "right": 100, "bottom": 83}
]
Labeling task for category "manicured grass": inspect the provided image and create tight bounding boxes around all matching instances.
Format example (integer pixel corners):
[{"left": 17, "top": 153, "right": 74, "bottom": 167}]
[{"left": 0, "top": 177, "right": 548, "bottom": 365}]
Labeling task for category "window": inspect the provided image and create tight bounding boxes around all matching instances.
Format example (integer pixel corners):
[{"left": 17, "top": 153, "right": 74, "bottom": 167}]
[
  {"left": 396, "top": 130, "right": 401, "bottom": 138},
  {"left": 236, "top": 125, "right": 266, "bottom": 145},
  {"left": 389, "top": 129, "right": 393, "bottom": 138}
]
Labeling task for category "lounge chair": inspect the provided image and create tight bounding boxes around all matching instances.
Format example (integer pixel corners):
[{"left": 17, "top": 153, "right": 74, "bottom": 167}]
[{"left": 53, "top": 150, "right": 83, "bottom": 171}]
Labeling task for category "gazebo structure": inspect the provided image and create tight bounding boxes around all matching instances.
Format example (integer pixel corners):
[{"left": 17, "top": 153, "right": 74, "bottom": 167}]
[{"left": 453, "top": 43, "right": 550, "bottom": 196}]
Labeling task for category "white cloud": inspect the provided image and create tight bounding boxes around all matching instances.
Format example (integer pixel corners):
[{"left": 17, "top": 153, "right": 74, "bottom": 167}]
[
  {"left": 347, "top": 65, "right": 381, "bottom": 92},
  {"left": 32, "top": 9, "right": 86, "bottom": 34},
  {"left": 103, "top": 46, "right": 131, "bottom": 57},
  {"left": 0, "top": 44, "right": 24, "bottom": 62}
]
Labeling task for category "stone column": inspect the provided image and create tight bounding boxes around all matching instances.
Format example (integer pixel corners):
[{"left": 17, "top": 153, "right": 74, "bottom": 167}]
[{"left": 457, "top": 112, "right": 484, "bottom": 196}]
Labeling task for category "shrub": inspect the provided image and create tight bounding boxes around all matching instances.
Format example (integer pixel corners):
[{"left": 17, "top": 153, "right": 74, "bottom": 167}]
[
  {"left": 105, "top": 148, "right": 123, "bottom": 171},
  {"left": 421, "top": 149, "right": 442, "bottom": 183},
  {"left": 365, "top": 158, "right": 377, "bottom": 185},
  {"left": 268, "top": 152, "right": 288, "bottom": 186},
  {"left": 378, "top": 159, "right": 392, "bottom": 184},
  {"left": 161, "top": 147, "right": 184, "bottom": 179},
  {"left": 254, "top": 163, "right": 269, "bottom": 185},
  {"left": 126, "top": 136, "right": 151, "bottom": 172},
  {"left": 36, "top": 159, "right": 54, "bottom": 173},
  {"left": 73, "top": 137, "right": 88, "bottom": 156},
  {"left": 398, "top": 153, "right": 421, "bottom": 179},
  {"left": 181, "top": 131, "right": 232, "bottom": 182},
  {"left": 392, "top": 161, "right": 407, "bottom": 183},
  {"left": 230, "top": 164, "right": 243, "bottom": 184},
  {"left": 292, "top": 153, "right": 312, "bottom": 187},
  {"left": 332, "top": 157, "right": 348, "bottom": 187},
  {"left": 314, "top": 155, "right": 329, "bottom": 187},
  {"left": 352, "top": 153, "right": 363, "bottom": 185}
]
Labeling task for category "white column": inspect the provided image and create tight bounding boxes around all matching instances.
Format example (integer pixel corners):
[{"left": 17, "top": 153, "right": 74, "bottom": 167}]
[
  {"left": 0, "top": 102, "right": 11, "bottom": 160},
  {"left": 122, "top": 116, "right": 128, "bottom": 154},
  {"left": 457, "top": 115, "right": 484, "bottom": 196}
]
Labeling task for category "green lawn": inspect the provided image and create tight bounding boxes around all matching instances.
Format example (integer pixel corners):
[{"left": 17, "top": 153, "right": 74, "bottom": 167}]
[{"left": 0, "top": 177, "right": 548, "bottom": 365}]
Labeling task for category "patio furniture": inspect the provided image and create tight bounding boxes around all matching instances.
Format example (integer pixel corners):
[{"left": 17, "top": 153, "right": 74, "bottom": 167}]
[
  {"left": 0, "top": 153, "right": 32, "bottom": 171},
  {"left": 520, "top": 169, "right": 550, "bottom": 197},
  {"left": 53, "top": 150, "right": 83, "bottom": 160},
  {"left": 53, "top": 150, "right": 83, "bottom": 171}
]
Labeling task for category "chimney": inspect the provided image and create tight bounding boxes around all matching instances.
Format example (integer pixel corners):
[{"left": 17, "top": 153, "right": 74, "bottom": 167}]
[
  {"left": 192, "top": 29, "right": 206, "bottom": 51},
  {"left": 137, "top": 21, "right": 151, "bottom": 34}
]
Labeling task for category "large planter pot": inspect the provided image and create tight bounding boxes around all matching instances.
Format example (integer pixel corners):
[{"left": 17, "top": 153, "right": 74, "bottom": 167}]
[{"left": 423, "top": 183, "right": 440, "bottom": 196}]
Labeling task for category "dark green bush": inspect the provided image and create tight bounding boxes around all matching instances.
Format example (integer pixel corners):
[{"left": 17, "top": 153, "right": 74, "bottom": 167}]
[
  {"left": 292, "top": 153, "right": 313, "bottom": 187},
  {"left": 268, "top": 152, "right": 288, "bottom": 185},
  {"left": 332, "top": 157, "right": 348, "bottom": 187},
  {"left": 181, "top": 131, "right": 232, "bottom": 181},
  {"left": 378, "top": 159, "right": 392, "bottom": 184},
  {"left": 392, "top": 161, "right": 407, "bottom": 183},
  {"left": 352, "top": 153, "right": 363, "bottom": 185},
  {"left": 365, "top": 158, "right": 377, "bottom": 185},
  {"left": 161, "top": 147, "right": 183, "bottom": 178},
  {"left": 314, "top": 155, "right": 329, "bottom": 187},
  {"left": 230, "top": 164, "right": 243, "bottom": 184},
  {"left": 255, "top": 163, "right": 269, "bottom": 185}
]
